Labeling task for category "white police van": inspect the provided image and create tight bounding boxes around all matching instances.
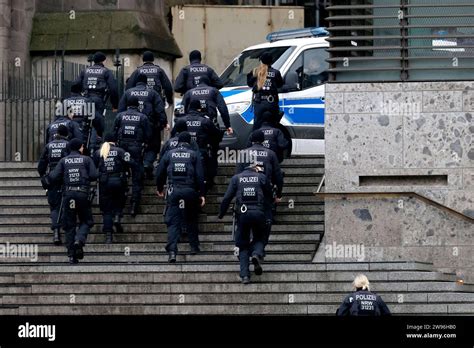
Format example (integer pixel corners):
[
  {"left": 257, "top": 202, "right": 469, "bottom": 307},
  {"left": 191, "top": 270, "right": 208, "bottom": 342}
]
[{"left": 219, "top": 27, "right": 329, "bottom": 155}]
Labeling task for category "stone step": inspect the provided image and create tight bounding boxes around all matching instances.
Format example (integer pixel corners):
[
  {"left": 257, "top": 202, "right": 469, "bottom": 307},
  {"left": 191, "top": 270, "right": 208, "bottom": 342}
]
[
  {"left": 0, "top": 233, "right": 321, "bottom": 244},
  {"left": 0, "top": 194, "right": 323, "bottom": 205},
  {"left": 0, "top": 213, "right": 324, "bottom": 225},
  {"left": 3, "top": 291, "right": 473, "bottom": 306},
  {"left": 0, "top": 223, "right": 324, "bottom": 233},
  {"left": 0, "top": 166, "right": 325, "bottom": 179},
  {"left": 3, "top": 281, "right": 469, "bottom": 295},
  {"left": 0, "top": 262, "right": 436, "bottom": 274},
  {"left": 0, "top": 252, "right": 313, "bottom": 264},
  {"left": 0, "top": 175, "right": 323, "bottom": 187},
  {"left": 0, "top": 185, "right": 320, "bottom": 196},
  {"left": 3, "top": 303, "right": 471, "bottom": 315},
  {"left": 0, "top": 203, "right": 324, "bottom": 215},
  {"left": 5, "top": 270, "right": 458, "bottom": 285},
  {"left": 24, "top": 242, "right": 318, "bottom": 253}
]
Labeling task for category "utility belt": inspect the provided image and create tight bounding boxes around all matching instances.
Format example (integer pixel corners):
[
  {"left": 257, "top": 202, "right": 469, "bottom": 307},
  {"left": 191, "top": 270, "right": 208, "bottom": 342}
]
[
  {"left": 236, "top": 203, "right": 264, "bottom": 214},
  {"left": 253, "top": 93, "right": 277, "bottom": 103},
  {"left": 65, "top": 185, "right": 90, "bottom": 193},
  {"left": 86, "top": 90, "right": 106, "bottom": 99},
  {"left": 119, "top": 139, "right": 144, "bottom": 148}
]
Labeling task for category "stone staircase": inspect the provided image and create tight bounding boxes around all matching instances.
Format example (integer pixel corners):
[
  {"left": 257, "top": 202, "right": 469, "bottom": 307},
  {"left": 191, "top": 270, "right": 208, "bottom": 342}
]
[{"left": 0, "top": 158, "right": 473, "bottom": 315}]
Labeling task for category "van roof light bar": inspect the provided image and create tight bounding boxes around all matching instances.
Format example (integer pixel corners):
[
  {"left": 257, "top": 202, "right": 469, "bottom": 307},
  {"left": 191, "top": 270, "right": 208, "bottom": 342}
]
[{"left": 266, "top": 27, "right": 329, "bottom": 42}]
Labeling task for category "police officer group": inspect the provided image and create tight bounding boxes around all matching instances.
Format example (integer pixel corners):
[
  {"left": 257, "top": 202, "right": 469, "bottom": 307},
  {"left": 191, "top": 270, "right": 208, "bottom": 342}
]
[{"left": 38, "top": 49, "right": 291, "bottom": 285}]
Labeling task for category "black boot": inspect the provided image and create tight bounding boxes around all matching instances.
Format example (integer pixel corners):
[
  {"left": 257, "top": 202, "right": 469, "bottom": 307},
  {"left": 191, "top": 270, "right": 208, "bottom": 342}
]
[
  {"left": 53, "top": 228, "right": 62, "bottom": 246},
  {"left": 130, "top": 201, "right": 139, "bottom": 217},
  {"left": 168, "top": 251, "right": 177, "bottom": 263},
  {"left": 105, "top": 231, "right": 113, "bottom": 244},
  {"left": 73, "top": 241, "right": 84, "bottom": 260},
  {"left": 114, "top": 214, "right": 123, "bottom": 234}
]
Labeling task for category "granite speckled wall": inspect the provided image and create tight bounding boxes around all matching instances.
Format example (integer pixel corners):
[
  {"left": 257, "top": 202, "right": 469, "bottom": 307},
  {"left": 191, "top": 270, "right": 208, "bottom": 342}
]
[{"left": 316, "top": 82, "right": 473, "bottom": 282}]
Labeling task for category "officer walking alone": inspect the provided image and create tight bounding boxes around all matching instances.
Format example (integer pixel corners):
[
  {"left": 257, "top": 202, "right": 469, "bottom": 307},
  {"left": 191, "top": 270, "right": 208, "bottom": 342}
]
[
  {"left": 38, "top": 125, "right": 70, "bottom": 245},
  {"left": 219, "top": 161, "right": 273, "bottom": 284},
  {"left": 114, "top": 96, "right": 152, "bottom": 217},
  {"left": 155, "top": 131, "right": 206, "bottom": 262},
  {"left": 247, "top": 52, "right": 284, "bottom": 130},
  {"left": 336, "top": 274, "right": 391, "bottom": 316},
  {"left": 174, "top": 50, "right": 224, "bottom": 94},
  {"left": 93, "top": 133, "right": 129, "bottom": 244},
  {"left": 48, "top": 138, "right": 98, "bottom": 264}
]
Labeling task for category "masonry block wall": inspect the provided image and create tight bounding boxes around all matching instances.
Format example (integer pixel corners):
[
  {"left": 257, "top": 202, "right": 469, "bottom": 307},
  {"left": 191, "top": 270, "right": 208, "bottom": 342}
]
[{"left": 316, "top": 82, "right": 474, "bottom": 282}]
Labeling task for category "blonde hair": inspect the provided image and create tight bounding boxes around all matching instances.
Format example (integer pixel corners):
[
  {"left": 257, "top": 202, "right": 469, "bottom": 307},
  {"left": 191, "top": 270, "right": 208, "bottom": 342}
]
[
  {"left": 254, "top": 63, "right": 268, "bottom": 91},
  {"left": 352, "top": 274, "right": 370, "bottom": 291},
  {"left": 100, "top": 141, "right": 112, "bottom": 160}
]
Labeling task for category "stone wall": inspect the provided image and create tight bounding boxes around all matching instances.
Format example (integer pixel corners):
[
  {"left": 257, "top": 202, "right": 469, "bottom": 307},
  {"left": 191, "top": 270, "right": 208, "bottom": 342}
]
[{"left": 316, "top": 82, "right": 474, "bottom": 282}]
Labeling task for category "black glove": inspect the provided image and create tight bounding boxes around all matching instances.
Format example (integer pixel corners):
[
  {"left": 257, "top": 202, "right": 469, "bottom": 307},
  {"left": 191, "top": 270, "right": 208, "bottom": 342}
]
[
  {"left": 40, "top": 175, "right": 50, "bottom": 190},
  {"left": 217, "top": 214, "right": 224, "bottom": 220}
]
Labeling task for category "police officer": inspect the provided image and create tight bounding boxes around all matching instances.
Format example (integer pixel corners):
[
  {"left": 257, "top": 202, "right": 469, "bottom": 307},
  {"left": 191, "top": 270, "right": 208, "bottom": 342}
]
[
  {"left": 93, "top": 133, "right": 129, "bottom": 244},
  {"left": 75, "top": 51, "right": 119, "bottom": 140},
  {"left": 248, "top": 111, "right": 289, "bottom": 163},
  {"left": 247, "top": 52, "right": 284, "bottom": 130},
  {"left": 181, "top": 76, "right": 232, "bottom": 132},
  {"left": 46, "top": 106, "right": 83, "bottom": 143},
  {"left": 156, "top": 131, "right": 206, "bottom": 262},
  {"left": 336, "top": 274, "right": 391, "bottom": 316},
  {"left": 174, "top": 50, "right": 224, "bottom": 95},
  {"left": 38, "top": 125, "right": 70, "bottom": 245},
  {"left": 126, "top": 51, "right": 174, "bottom": 106},
  {"left": 47, "top": 138, "right": 98, "bottom": 264},
  {"left": 114, "top": 96, "right": 152, "bottom": 217},
  {"left": 237, "top": 130, "right": 283, "bottom": 202},
  {"left": 119, "top": 73, "right": 168, "bottom": 179},
  {"left": 159, "top": 118, "right": 199, "bottom": 160},
  {"left": 62, "top": 82, "right": 94, "bottom": 146},
  {"left": 218, "top": 161, "right": 273, "bottom": 284},
  {"left": 182, "top": 99, "right": 222, "bottom": 190}
]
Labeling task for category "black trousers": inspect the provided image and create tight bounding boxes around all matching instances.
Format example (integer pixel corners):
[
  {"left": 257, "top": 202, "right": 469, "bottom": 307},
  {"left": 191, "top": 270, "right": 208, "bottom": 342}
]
[
  {"left": 252, "top": 99, "right": 280, "bottom": 131},
  {"left": 121, "top": 143, "right": 144, "bottom": 204},
  {"left": 144, "top": 126, "right": 162, "bottom": 169},
  {"left": 47, "top": 183, "right": 63, "bottom": 230},
  {"left": 164, "top": 186, "right": 200, "bottom": 254},
  {"left": 235, "top": 208, "right": 269, "bottom": 278},
  {"left": 99, "top": 176, "right": 127, "bottom": 232},
  {"left": 63, "top": 191, "right": 93, "bottom": 257}
]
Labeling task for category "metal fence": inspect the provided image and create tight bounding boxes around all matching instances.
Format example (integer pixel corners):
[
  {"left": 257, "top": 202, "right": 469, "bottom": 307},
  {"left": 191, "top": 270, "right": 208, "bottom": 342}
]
[
  {"left": 325, "top": 0, "right": 474, "bottom": 82},
  {"left": 0, "top": 57, "right": 125, "bottom": 162}
]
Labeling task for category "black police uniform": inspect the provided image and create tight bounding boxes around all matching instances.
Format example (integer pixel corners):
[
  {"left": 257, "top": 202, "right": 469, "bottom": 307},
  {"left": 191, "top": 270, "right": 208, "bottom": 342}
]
[
  {"left": 174, "top": 60, "right": 224, "bottom": 95},
  {"left": 37, "top": 135, "right": 69, "bottom": 239},
  {"left": 118, "top": 82, "right": 167, "bottom": 173},
  {"left": 114, "top": 107, "right": 152, "bottom": 213},
  {"left": 93, "top": 144, "right": 129, "bottom": 241},
  {"left": 237, "top": 143, "right": 283, "bottom": 246},
  {"left": 182, "top": 110, "right": 221, "bottom": 189},
  {"left": 181, "top": 84, "right": 230, "bottom": 129},
  {"left": 247, "top": 67, "right": 284, "bottom": 130},
  {"left": 219, "top": 167, "right": 273, "bottom": 280},
  {"left": 126, "top": 62, "right": 174, "bottom": 105},
  {"left": 247, "top": 122, "right": 289, "bottom": 163},
  {"left": 75, "top": 62, "right": 119, "bottom": 137},
  {"left": 336, "top": 289, "right": 391, "bottom": 316},
  {"left": 48, "top": 151, "right": 98, "bottom": 260},
  {"left": 46, "top": 116, "right": 82, "bottom": 143},
  {"left": 159, "top": 131, "right": 200, "bottom": 159},
  {"left": 63, "top": 92, "right": 93, "bottom": 145},
  {"left": 156, "top": 143, "right": 205, "bottom": 256}
]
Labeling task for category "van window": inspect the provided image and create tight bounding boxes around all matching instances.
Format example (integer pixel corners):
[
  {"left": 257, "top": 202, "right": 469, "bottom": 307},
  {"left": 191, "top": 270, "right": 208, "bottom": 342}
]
[
  {"left": 221, "top": 46, "right": 295, "bottom": 87},
  {"left": 287, "top": 48, "right": 329, "bottom": 90}
]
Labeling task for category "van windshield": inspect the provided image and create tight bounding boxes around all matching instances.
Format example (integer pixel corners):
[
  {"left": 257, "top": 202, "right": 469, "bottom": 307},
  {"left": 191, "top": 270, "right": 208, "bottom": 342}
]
[{"left": 220, "top": 46, "right": 295, "bottom": 87}]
